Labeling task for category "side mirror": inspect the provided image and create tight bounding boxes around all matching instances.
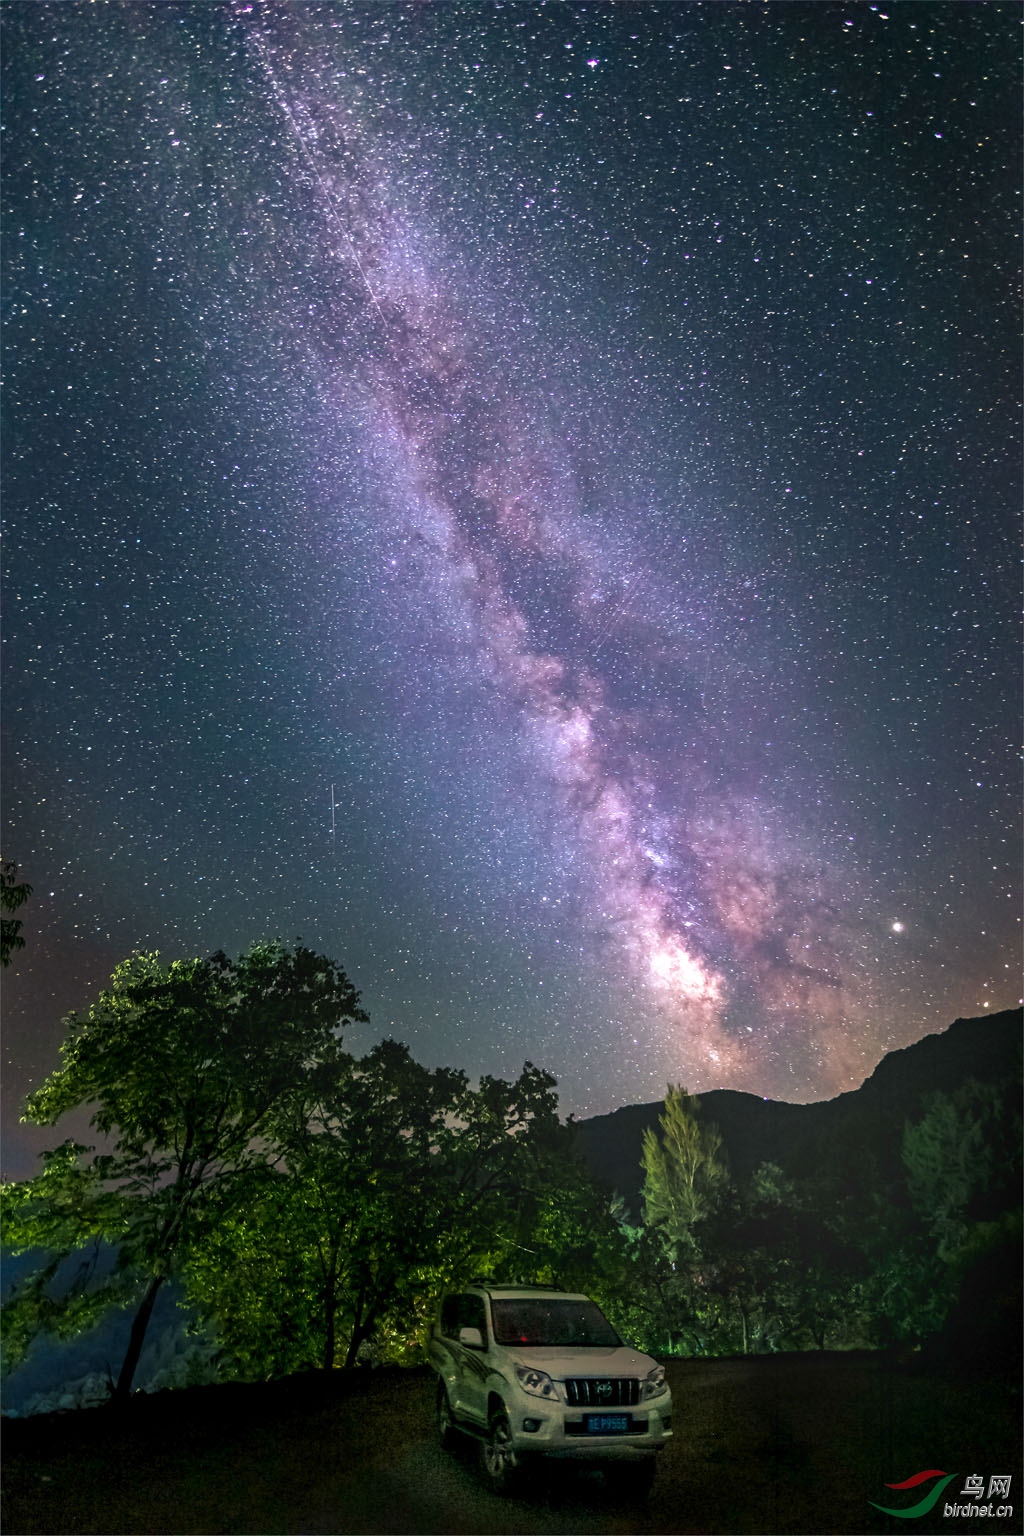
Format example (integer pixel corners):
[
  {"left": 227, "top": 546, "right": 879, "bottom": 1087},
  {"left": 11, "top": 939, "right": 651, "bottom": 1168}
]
[{"left": 457, "top": 1325, "right": 485, "bottom": 1349}]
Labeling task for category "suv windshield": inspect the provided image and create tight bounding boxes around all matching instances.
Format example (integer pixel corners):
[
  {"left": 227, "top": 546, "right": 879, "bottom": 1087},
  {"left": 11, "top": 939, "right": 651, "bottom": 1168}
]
[{"left": 490, "top": 1298, "right": 622, "bottom": 1347}]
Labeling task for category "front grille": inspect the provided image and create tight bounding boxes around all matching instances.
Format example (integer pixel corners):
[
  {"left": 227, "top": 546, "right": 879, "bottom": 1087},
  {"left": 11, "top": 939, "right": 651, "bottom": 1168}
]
[{"left": 563, "top": 1377, "right": 640, "bottom": 1408}]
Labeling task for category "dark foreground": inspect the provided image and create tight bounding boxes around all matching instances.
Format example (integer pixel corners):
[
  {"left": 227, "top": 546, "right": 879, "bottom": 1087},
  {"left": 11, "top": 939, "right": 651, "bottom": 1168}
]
[{"left": 2, "top": 1354, "right": 1021, "bottom": 1535}]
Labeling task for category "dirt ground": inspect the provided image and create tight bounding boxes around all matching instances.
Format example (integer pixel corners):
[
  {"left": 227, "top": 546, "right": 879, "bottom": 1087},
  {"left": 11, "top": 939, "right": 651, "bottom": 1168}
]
[{"left": 3, "top": 1354, "right": 1020, "bottom": 1536}]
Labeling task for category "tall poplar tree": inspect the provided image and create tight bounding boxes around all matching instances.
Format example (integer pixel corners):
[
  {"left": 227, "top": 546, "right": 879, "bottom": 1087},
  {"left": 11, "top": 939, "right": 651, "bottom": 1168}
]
[{"left": 641, "top": 1085, "right": 729, "bottom": 1258}]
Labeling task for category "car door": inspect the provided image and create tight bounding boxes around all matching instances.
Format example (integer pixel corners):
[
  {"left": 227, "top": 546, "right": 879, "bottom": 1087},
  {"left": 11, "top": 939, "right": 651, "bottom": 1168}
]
[{"left": 441, "top": 1293, "right": 490, "bottom": 1426}]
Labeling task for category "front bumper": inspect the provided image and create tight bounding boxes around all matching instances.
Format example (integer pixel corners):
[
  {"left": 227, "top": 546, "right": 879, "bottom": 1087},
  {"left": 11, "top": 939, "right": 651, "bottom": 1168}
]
[{"left": 508, "top": 1398, "right": 672, "bottom": 1459}]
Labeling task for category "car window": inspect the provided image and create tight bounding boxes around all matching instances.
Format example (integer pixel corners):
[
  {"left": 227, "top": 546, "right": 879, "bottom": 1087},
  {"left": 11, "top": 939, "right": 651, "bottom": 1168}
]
[
  {"left": 463, "top": 1293, "right": 486, "bottom": 1336},
  {"left": 490, "top": 1299, "right": 621, "bottom": 1347},
  {"left": 440, "top": 1295, "right": 462, "bottom": 1338},
  {"left": 440, "top": 1293, "right": 487, "bottom": 1340}
]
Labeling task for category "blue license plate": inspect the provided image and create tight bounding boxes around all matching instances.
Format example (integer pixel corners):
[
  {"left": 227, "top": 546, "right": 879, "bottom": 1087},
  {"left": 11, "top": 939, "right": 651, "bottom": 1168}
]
[{"left": 586, "top": 1413, "right": 630, "bottom": 1434}]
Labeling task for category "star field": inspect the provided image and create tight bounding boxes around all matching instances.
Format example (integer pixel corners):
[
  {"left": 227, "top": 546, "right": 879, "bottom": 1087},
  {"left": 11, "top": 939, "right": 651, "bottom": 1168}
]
[{"left": 2, "top": 1, "right": 1020, "bottom": 1173}]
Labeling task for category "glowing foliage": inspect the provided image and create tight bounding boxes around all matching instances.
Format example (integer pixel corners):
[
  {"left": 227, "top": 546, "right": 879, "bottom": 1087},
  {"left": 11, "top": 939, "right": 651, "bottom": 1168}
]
[{"left": 4, "top": 943, "right": 366, "bottom": 1397}]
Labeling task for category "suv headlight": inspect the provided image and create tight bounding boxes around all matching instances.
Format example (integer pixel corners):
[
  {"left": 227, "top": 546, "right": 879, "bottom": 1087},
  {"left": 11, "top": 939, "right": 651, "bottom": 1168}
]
[
  {"left": 642, "top": 1365, "right": 669, "bottom": 1401},
  {"left": 514, "top": 1363, "right": 559, "bottom": 1400}
]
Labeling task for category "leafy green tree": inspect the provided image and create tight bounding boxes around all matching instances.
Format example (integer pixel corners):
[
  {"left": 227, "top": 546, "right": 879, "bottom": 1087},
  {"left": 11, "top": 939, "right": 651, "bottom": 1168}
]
[
  {"left": 1, "top": 859, "right": 32, "bottom": 965},
  {"left": 864, "top": 1078, "right": 1023, "bottom": 1350},
  {"left": 181, "top": 1045, "right": 577, "bottom": 1375},
  {"left": 1, "top": 1143, "right": 125, "bottom": 1376},
  {"left": 695, "top": 1163, "right": 870, "bottom": 1353},
  {"left": 2, "top": 942, "right": 366, "bottom": 1398},
  {"left": 278, "top": 1039, "right": 469, "bottom": 1370},
  {"left": 435, "top": 1062, "right": 578, "bottom": 1286},
  {"left": 851, "top": 1078, "right": 1022, "bottom": 1350},
  {"left": 171, "top": 1161, "right": 321, "bottom": 1381},
  {"left": 639, "top": 1101, "right": 872, "bottom": 1356},
  {"left": 602, "top": 1217, "right": 693, "bottom": 1356},
  {"left": 501, "top": 1140, "right": 632, "bottom": 1299},
  {"left": 903, "top": 1080, "right": 1020, "bottom": 1260}
]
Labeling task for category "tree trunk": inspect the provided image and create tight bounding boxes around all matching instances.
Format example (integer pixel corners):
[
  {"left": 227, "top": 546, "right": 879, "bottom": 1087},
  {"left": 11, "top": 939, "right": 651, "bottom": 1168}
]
[
  {"left": 342, "top": 1276, "right": 375, "bottom": 1369},
  {"left": 112, "top": 1273, "right": 165, "bottom": 1402},
  {"left": 322, "top": 1289, "right": 337, "bottom": 1371},
  {"left": 343, "top": 1290, "right": 376, "bottom": 1370},
  {"left": 343, "top": 1318, "right": 367, "bottom": 1370}
]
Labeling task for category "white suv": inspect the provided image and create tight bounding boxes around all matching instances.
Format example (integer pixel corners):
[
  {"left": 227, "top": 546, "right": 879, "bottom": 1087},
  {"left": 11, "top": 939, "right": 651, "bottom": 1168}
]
[{"left": 428, "top": 1284, "right": 672, "bottom": 1494}]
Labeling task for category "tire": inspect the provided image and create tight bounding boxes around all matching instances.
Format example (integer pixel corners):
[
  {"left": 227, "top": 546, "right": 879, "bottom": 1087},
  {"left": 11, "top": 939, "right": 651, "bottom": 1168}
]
[
  {"left": 436, "top": 1382, "right": 458, "bottom": 1452},
  {"left": 605, "top": 1458, "right": 657, "bottom": 1499},
  {"left": 479, "top": 1406, "right": 522, "bottom": 1494}
]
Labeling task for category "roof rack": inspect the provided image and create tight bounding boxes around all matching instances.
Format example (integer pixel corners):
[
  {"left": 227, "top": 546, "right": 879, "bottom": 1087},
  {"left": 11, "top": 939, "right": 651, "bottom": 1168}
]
[{"left": 468, "top": 1278, "right": 567, "bottom": 1291}]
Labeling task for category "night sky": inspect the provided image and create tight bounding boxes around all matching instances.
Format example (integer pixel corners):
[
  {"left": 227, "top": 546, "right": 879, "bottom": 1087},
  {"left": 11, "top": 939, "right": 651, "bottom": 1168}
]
[{"left": 3, "top": 1, "right": 1020, "bottom": 1174}]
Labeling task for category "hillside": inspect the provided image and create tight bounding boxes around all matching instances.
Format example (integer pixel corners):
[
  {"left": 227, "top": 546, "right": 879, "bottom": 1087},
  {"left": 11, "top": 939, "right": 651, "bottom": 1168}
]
[{"left": 572, "top": 1008, "right": 1022, "bottom": 1214}]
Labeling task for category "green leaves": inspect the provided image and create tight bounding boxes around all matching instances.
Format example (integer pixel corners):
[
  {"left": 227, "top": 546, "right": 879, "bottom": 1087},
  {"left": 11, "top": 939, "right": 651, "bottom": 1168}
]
[
  {"left": 23, "top": 944, "right": 363, "bottom": 1151},
  {"left": 2, "top": 1142, "right": 110, "bottom": 1255},
  {"left": 5, "top": 948, "right": 620, "bottom": 1394},
  {"left": 903, "top": 1080, "right": 1019, "bottom": 1258},
  {"left": 0, "top": 1142, "right": 144, "bottom": 1378},
  {"left": 641, "top": 1084, "right": 729, "bottom": 1258},
  {"left": 5, "top": 942, "right": 367, "bottom": 1396},
  {"left": 0, "top": 858, "right": 32, "bottom": 967},
  {"left": 179, "top": 1044, "right": 608, "bottom": 1376}
]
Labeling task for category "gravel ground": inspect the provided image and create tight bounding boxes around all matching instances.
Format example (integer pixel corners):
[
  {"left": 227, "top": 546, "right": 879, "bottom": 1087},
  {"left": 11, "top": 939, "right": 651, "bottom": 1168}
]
[{"left": 2, "top": 1354, "right": 1020, "bottom": 1535}]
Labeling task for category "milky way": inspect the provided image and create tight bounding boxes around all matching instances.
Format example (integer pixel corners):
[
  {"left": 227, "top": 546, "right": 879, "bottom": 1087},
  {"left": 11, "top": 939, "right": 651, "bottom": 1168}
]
[
  {"left": 242, "top": 9, "right": 881, "bottom": 1089},
  {"left": 3, "top": 2, "right": 1020, "bottom": 1165}
]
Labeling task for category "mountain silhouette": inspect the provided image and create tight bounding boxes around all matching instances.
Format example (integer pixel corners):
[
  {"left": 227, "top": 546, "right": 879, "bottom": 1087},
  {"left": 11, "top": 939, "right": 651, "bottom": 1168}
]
[{"left": 573, "top": 1008, "right": 1022, "bottom": 1215}]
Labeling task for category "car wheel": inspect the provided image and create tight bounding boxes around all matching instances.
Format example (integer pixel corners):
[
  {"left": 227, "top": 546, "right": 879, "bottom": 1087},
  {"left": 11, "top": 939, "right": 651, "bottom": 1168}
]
[
  {"left": 436, "top": 1382, "right": 458, "bottom": 1451},
  {"left": 479, "top": 1406, "right": 521, "bottom": 1493},
  {"left": 605, "top": 1458, "right": 657, "bottom": 1499}
]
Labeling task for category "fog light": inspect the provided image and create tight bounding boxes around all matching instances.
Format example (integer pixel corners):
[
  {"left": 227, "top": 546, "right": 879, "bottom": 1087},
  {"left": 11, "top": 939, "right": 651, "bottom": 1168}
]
[{"left": 522, "top": 1418, "right": 542, "bottom": 1433}]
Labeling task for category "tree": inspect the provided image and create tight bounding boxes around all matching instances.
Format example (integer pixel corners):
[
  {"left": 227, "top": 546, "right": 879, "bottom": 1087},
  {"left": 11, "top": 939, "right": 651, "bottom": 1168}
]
[
  {"left": 269, "top": 1038, "right": 472, "bottom": 1371},
  {"left": 641, "top": 1086, "right": 729, "bottom": 1259},
  {"left": 428, "top": 1058, "right": 567, "bottom": 1286},
  {"left": 170, "top": 1160, "right": 324, "bottom": 1381},
  {"left": 600, "top": 1215, "right": 690, "bottom": 1356},
  {"left": 635, "top": 1087, "right": 731, "bottom": 1355},
  {"left": 2, "top": 942, "right": 366, "bottom": 1399},
  {"left": 1, "top": 1142, "right": 126, "bottom": 1377},
  {"left": 903, "top": 1080, "right": 1020, "bottom": 1261},
  {"left": 1, "top": 859, "right": 32, "bottom": 965},
  {"left": 694, "top": 1163, "right": 871, "bottom": 1354},
  {"left": 181, "top": 1046, "right": 600, "bottom": 1377},
  {"left": 869, "top": 1078, "right": 1024, "bottom": 1353},
  {"left": 496, "top": 1132, "right": 633, "bottom": 1301}
]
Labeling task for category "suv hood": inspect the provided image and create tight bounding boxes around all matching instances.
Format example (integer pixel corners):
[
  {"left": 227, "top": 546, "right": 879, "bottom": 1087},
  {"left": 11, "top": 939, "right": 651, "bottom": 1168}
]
[{"left": 503, "top": 1345, "right": 655, "bottom": 1377}]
